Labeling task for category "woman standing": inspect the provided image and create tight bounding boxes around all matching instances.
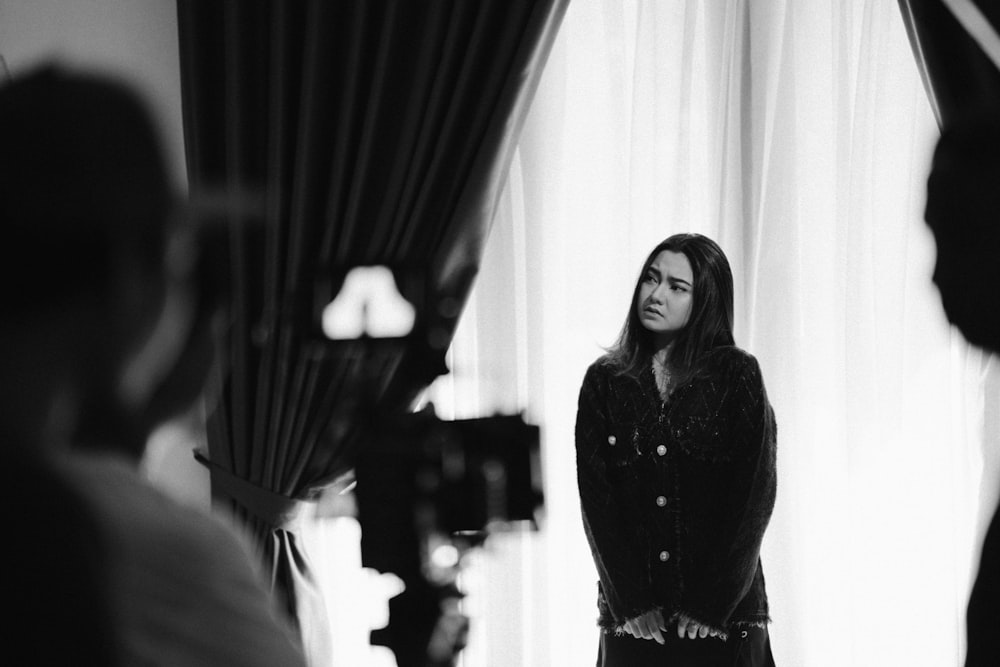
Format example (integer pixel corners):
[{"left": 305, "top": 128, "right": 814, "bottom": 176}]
[{"left": 576, "top": 233, "right": 777, "bottom": 666}]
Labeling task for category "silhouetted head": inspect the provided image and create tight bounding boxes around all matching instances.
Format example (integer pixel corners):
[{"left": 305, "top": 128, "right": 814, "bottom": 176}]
[
  {"left": 0, "top": 66, "right": 173, "bottom": 316},
  {"left": 0, "top": 66, "right": 219, "bottom": 457},
  {"left": 926, "top": 108, "right": 1000, "bottom": 352}
]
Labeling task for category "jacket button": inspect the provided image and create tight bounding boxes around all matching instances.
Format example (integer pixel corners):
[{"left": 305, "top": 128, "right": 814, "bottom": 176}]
[
  {"left": 656, "top": 444, "right": 667, "bottom": 456},
  {"left": 655, "top": 495, "right": 667, "bottom": 507},
  {"left": 658, "top": 550, "right": 670, "bottom": 562},
  {"left": 607, "top": 435, "right": 617, "bottom": 446}
]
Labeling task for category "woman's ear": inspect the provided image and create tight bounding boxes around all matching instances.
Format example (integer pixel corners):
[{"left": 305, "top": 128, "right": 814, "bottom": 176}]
[
  {"left": 135, "top": 293, "right": 221, "bottom": 434},
  {"left": 123, "top": 225, "right": 228, "bottom": 437},
  {"left": 69, "top": 230, "right": 221, "bottom": 459}
]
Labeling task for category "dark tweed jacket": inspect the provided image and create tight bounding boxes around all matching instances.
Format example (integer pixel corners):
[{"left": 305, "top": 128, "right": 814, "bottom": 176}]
[{"left": 575, "top": 345, "right": 776, "bottom": 637}]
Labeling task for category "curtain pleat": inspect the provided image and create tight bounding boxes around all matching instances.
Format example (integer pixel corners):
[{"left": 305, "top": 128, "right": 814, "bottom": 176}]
[{"left": 176, "top": 0, "right": 568, "bottom": 658}]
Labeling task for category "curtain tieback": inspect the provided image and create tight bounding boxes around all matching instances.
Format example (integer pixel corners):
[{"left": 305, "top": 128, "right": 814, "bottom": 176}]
[{"left": 194, "top": 451, "right": 312, "bottom": 530}]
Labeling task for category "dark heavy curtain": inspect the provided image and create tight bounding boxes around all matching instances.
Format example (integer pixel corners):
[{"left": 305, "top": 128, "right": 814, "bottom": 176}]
[
  {"left": 175, "top": 0, "right": 567, "bottom": 648},
  {"left": 898, "top": 0, "right": 1000, "bottom": 129}
]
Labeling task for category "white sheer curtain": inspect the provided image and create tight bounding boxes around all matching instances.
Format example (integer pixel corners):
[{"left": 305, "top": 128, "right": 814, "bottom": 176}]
[{"left": 429, "top": 1, "right": 1000, "bottom": 666}]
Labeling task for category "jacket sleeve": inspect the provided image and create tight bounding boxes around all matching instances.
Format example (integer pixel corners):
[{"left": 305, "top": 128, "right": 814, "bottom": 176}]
[
  {"left": 575, "top": 363, "right": 656, "bottom": 628},
  {"left": 675, "top": 353, "right": 777, "bottom": 630}
]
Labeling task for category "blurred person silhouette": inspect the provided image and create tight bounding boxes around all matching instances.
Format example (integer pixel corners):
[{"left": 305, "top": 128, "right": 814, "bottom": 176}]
[
  {"left": 0, "top": 66, "right": 306, "bottom": 665},
  {"left": 925, "top": 108, "right": 1000, "bottom": 667}
]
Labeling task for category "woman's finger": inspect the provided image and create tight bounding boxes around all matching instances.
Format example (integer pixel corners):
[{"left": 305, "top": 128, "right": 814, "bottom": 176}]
[
  {"left": 686, "top": 620, "right": 699, "bottom": 639},
  {"left": 676, "top": 615, "right": 689, "bottom": 638},
  {"left": 698, "top": 624, "right": 709, "bottom": 639},
  {"left": 646, "top": 619, "right": 665, "bottom": 645},
  {"left": 638, "top": 616, "right": 654, "bottom": 641}
]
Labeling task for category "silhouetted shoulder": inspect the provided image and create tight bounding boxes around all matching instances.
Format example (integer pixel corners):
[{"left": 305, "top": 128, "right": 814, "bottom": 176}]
[
  {"left": 698, "top": 345, "right": 759, "bottom": 374},
  {"left": 584, "top": 354, "right": 617, "bottom": 382},
  {"left": 592, "top": 352, "right": 618, "bottom": 369}
]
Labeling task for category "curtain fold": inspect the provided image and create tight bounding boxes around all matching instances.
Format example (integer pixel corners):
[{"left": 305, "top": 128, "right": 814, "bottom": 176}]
[
  {"left": 176, "top": 1, "right": 568, "bottom": 661},
  {"left": 897, "top": 0, "right": 1000, "bottom": 128}
]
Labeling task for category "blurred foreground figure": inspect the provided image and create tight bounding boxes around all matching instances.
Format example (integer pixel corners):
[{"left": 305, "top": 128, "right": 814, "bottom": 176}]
[
  {"left": 925, "top": 110, "right": 1000, "bottom": 667},
  {"left": 0, "top": 67, "right": 305, "bottom": 666}
]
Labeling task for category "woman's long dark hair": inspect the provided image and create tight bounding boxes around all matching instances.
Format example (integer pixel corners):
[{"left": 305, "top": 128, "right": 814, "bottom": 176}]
[{"left": 605, "top": 233, "right": 735, "bottom": 380}]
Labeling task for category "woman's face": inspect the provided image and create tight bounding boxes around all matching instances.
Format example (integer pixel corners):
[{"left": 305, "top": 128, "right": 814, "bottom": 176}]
[{"left": 636, "top": 250, "right": 694, "bottom": 340}]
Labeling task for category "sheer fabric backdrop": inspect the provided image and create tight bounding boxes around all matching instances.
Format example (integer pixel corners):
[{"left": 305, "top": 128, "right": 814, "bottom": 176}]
[{"left": 428, "top": 1, "right": 1000, "bottom": 666}]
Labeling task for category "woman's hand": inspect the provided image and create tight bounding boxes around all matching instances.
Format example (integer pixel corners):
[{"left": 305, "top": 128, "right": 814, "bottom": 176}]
[
  {"left": 623, "top": 609, "right": 667, "bottom": 644},
  {"left": 676, "top": 613, "right": 720, "bottom": 639}
]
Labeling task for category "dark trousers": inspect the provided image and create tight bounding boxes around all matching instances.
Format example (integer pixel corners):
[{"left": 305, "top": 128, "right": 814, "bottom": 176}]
[{"left": 597, "top": 625, "right": 775, "bottom": 667}]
